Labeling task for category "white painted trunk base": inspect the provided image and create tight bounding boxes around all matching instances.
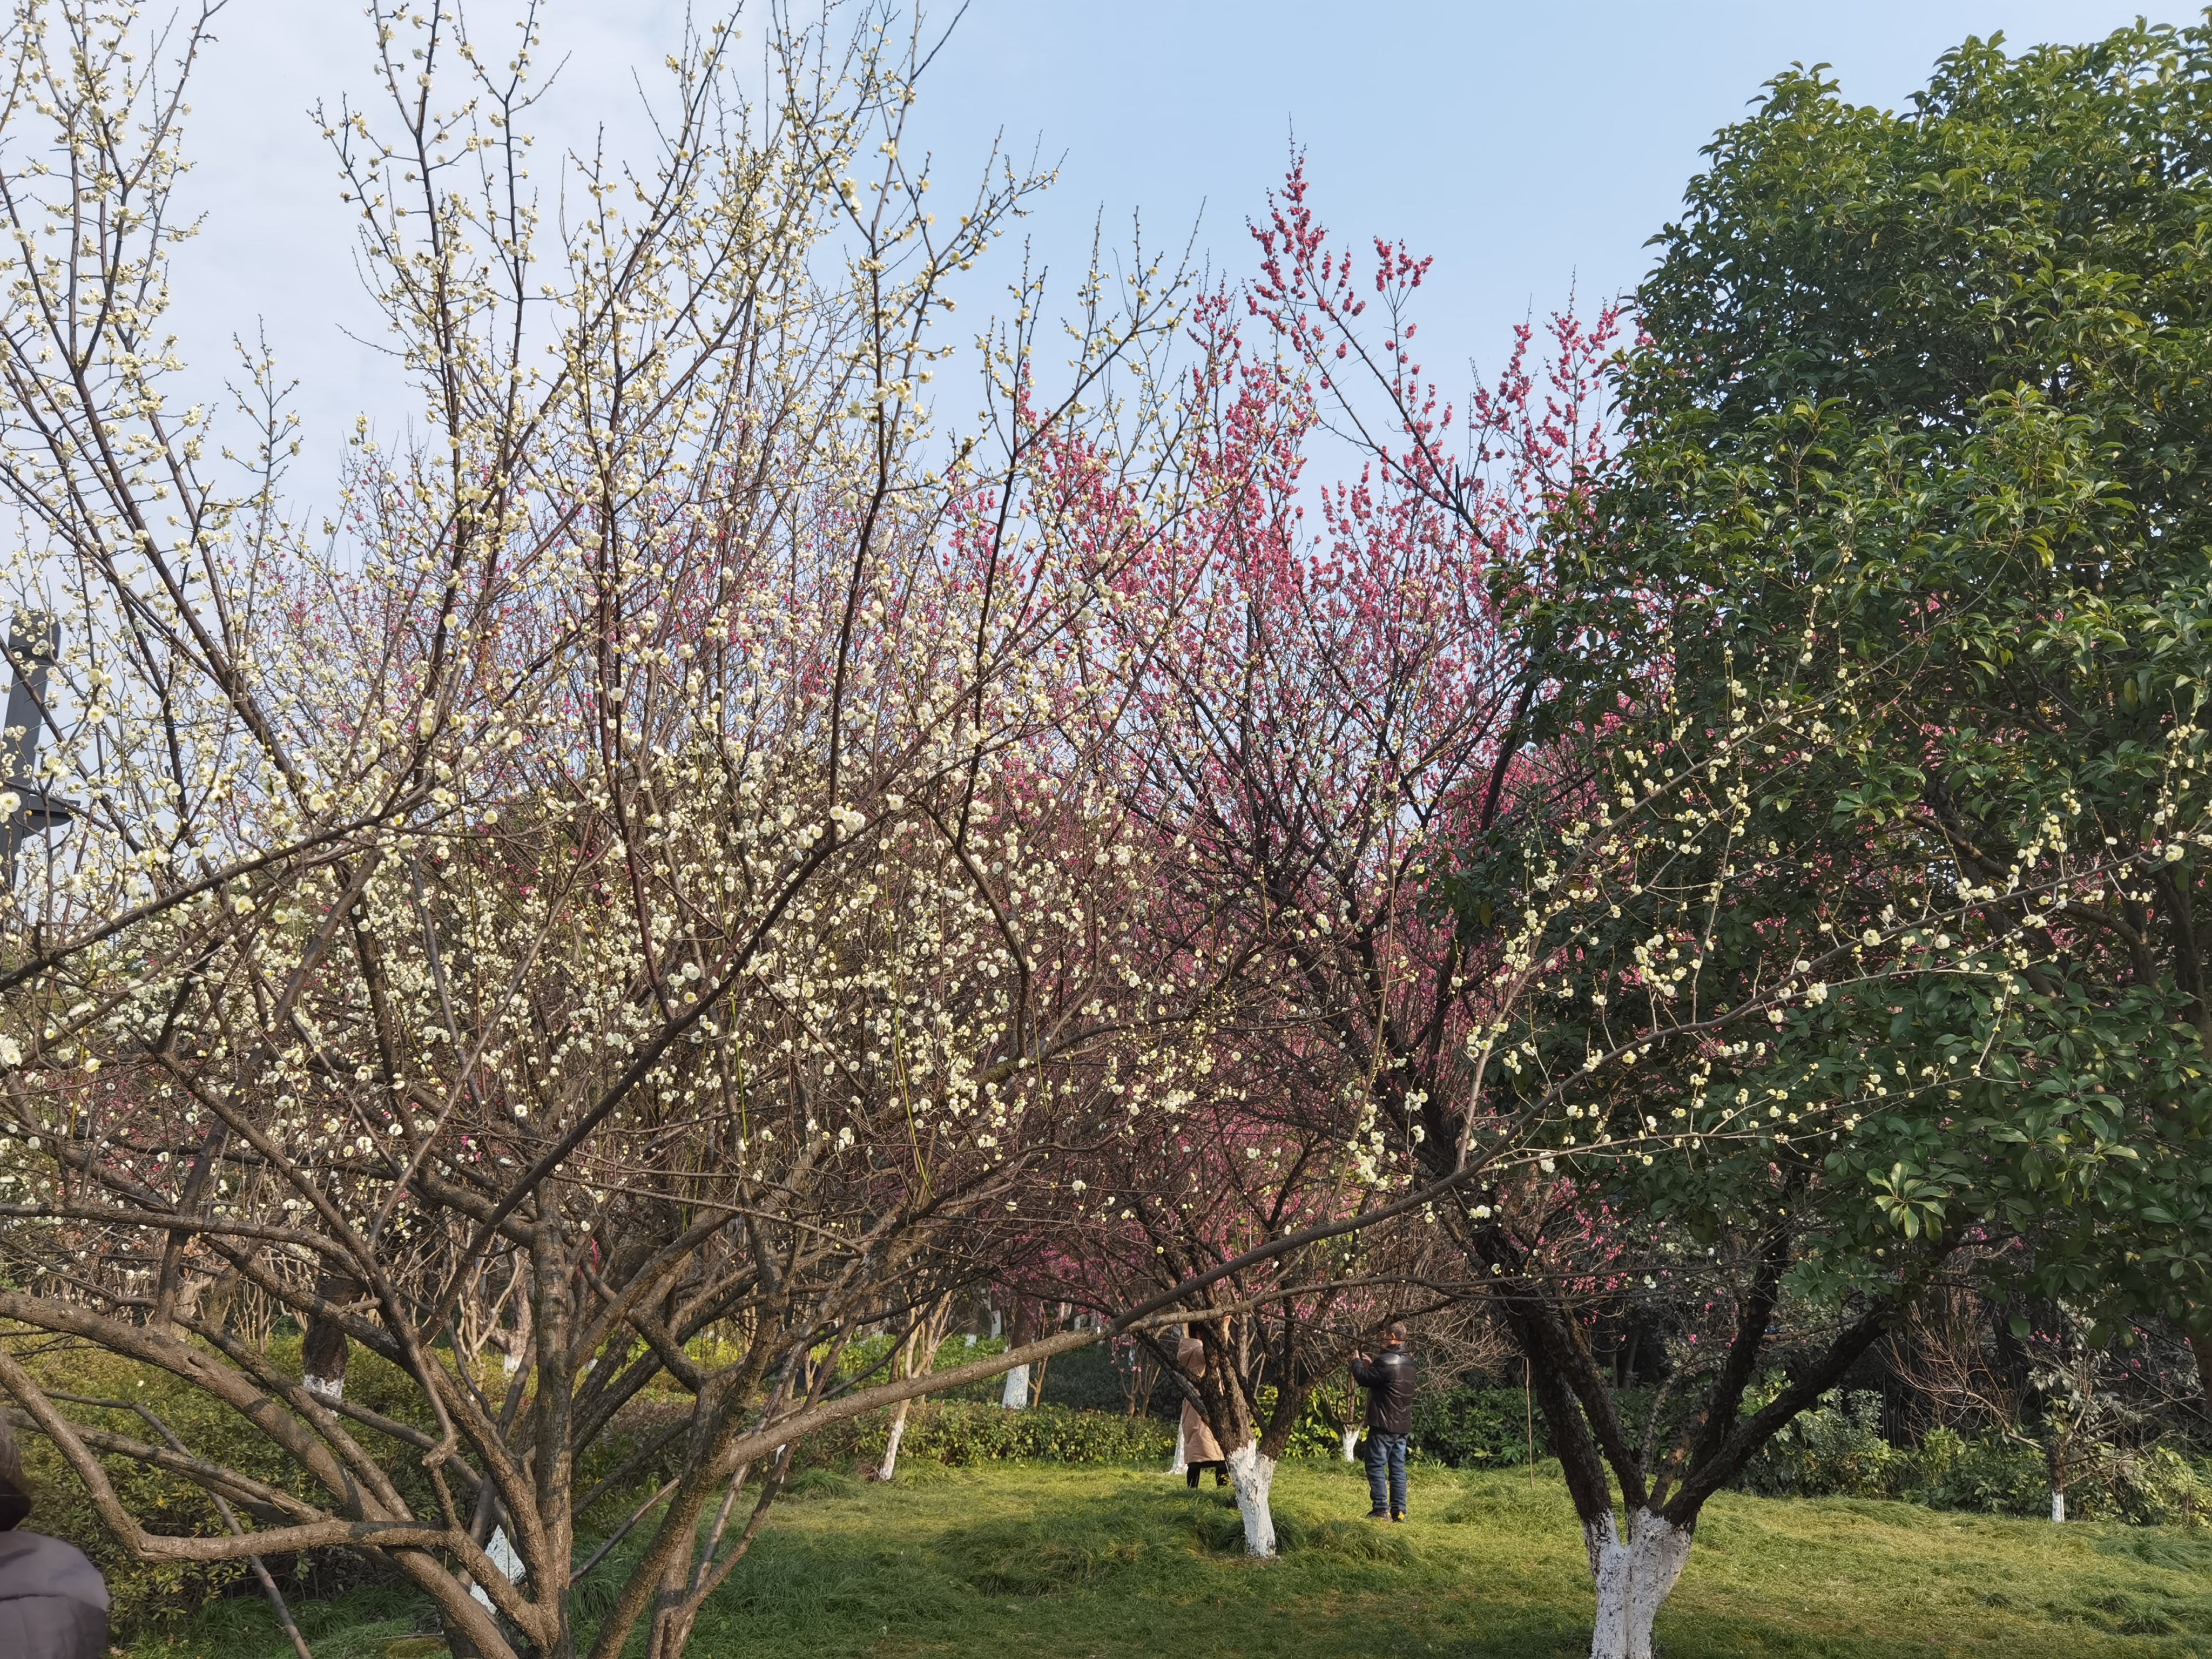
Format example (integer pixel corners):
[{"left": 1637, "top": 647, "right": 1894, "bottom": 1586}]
[
  {"left": 1340, "top": 1427, "right": 1360, "bottom": 1463},
  {"left": 1168, "top": 1421, "right": 1186, "bottom": 1478},
  {"left": 876, "top": 1402, "right": 912, "bottom": 1482},
  {"left": 1225, "top": 1444, "right": 1278, "bottom": 1559},
  {"left": 1000, "top": 1364, "right": 1030, "bottom": 1410},
  {"left": 303, "top": 1371, "right": 343, "bottom": 1404},
  {"left": 1585, "top": 1509, "right": 1692, "bottom": 1659},
  {"left": 2051, "top": 1488, "right": 2066, "bottom": 1523}
]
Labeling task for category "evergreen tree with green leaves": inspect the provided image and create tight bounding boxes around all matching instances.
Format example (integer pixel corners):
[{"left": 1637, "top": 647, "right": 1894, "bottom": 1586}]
[
  {"left": 1451, "top": 21, "right": 2212, "bottom": 1651},
  {"left": 1583, "top": 17, "right": 2212, "bottom": 1402}
]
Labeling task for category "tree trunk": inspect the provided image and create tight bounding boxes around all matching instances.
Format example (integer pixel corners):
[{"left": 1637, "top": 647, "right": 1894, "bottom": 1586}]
[
  {"left": 1339, "top": 1427, "right": 1360, "bottom": 1463},
  {"left": 1586, "top": 1508, "right": 1692, "bottom": 1659},
  {"left": 875, "top": 1298, "right": 948, "bottom": 1480},
  {"left": 2050, "top": 1487, "right": 2066, "bottom": 1523},
  {"left": 301, "top": 1269, "right": 357, "bottom": 1402},
  {"left": 1168, "top": 1420, "right": 1186, "bottom": 1478},
  {"left": 645, "top": 1460, "right": 779, "bottom": 1659},
  {"left": 1225, "top": 1441, "right": 1278, "bottom": 1559},
  {"left": 498, "top": 1264, "right": 534, "bottom": 1379},
  {"left": 876, "top": 1398, "right": 914, "bottom": 1482},
  {"left": 2188, "top": 1327, "right": 2212, "bottom": 1422},
  {"left": 439, "top": 1614, "right": 491, "bottom": 1659},
  {"left": 1000, "top": 1299, "right": 1037, "bottom": 1407}
]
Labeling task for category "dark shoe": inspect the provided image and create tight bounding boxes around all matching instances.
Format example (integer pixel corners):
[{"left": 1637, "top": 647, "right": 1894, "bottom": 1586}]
[
  {"left": 1365, "top": 1508, "right": 1390, "bottom": 1520},
  {"left": 1391, "top": 1512, "right": 1407, "bottom": 1523}
]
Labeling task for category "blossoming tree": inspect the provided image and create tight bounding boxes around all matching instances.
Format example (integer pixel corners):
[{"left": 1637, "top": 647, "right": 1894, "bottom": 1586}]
[{"left": 0, "top": 6, "right": 1231, "bottom": 1658}]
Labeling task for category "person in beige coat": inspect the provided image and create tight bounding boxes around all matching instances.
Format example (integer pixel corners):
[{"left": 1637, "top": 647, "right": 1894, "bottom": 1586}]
[{"left": 1177, "top": 1333, "right": 1228, "bottom": 1488}]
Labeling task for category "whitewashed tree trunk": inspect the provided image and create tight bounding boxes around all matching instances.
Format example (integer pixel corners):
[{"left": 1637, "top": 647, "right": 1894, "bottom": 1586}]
[
  {"left": 1225, "top": 1441, "right": 1278, "bottom": 1559},
  {"left": 873, "top": 1301, "right": 946, "bottom": 1481},
  {"left": 1000, "top": 1363, "right": 1030, "bottom": 1410},
  {"left": 1340, "top": 1427, "right": 1360, "bottom": 1462},
  {"left": 876, "top": 1398, "right": 914, "bottom": 1482},
  {"left": 1168, "top": 1421, "right": 1186, "bottom": 1478},
  {"left": 1586, "top": 1508, "right": 1693, "bottom": 1659},
  {"left": 302, "top": 1370, "right": 343, "bottom": 1404},
  {"left": 2050, "top": 1487, "right": 2066, "bottom": 1523}
]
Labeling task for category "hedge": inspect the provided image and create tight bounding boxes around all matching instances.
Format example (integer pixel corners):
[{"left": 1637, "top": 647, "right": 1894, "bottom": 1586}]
[{"left": 809, "top": 1399, "right": 1175, "bottom": 1470}]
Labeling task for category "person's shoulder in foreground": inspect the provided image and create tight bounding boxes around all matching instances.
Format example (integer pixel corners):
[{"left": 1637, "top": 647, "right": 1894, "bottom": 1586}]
[{"left": 0, "top": 1408, "right": 111, "bottom": 1659}]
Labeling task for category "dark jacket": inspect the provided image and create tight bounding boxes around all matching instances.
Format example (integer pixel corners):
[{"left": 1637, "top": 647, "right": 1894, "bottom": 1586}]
[
  {"left": 0, "top": 1529, "right": 109, "bottom": 1659},
  {"left": 1350, "top": 1345, "right": 1415, "bottom": 1436}
]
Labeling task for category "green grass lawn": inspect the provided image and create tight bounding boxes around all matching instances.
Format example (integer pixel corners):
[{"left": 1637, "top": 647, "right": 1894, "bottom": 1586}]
[{"left": 126, "top": 1459, "right": 2212, "bottom": 1658}]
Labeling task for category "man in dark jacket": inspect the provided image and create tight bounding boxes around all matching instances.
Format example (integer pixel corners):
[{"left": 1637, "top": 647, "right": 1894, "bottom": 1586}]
[
  {"left": 0, "top": 1410, "right": 110, "bottom": 1658},
  {"left": 1350, "top": 1321, "right": 1415, "bottom": 1521}
]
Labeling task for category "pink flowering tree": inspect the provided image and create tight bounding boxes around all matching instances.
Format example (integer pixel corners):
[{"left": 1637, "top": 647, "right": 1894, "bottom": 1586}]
[
  {"left": 1023, "top": 1035, "right": 1429, "bottom": 1555},
  {"left": 972, "top": 157, "right": 1608, "bottom": 1558}
]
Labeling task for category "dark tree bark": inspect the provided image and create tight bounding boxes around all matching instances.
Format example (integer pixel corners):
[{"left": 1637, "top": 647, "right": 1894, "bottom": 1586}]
[
  {"left": 300, "top": 1269, "right": 359, "bottom": 1403},
  {"left": 1453, "top": 1197, "right": 1951, "bottom": 1659}
]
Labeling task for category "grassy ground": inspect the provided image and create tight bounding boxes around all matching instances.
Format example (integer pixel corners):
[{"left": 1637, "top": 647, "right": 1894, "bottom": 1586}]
[{"left": 125, "top": 1459, "right": 2212, "bottom": 1658}]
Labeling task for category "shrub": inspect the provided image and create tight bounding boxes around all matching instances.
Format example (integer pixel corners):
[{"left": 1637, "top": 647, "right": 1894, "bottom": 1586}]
[
  {"left": 1251, "top": 1386, "right": 1354, "bottom": 1460},
  {"left": 808, "top": 1400, "right": 1174, "bottom": 1471},
  {"left": 1904, "top": 1428, "right": 2048, "bottom": 1516},
  {"left": 2108, "top": 1446, "right": 2212, "bottom": 1528},
  {"left": 1739, "top": 1388, "right": 2212, "bottom": 1526},
  {"left": 1410, "top": 1387, "right": 1549, "bottom": 1469},
  {"left": 1741, "top": 1390, "right": 1905, "bottom": 1500}
]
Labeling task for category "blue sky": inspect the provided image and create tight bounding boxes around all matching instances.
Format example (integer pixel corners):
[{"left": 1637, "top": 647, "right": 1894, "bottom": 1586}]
[{"left": 166, "top": 1, "right": 2203, "bottom": 495}]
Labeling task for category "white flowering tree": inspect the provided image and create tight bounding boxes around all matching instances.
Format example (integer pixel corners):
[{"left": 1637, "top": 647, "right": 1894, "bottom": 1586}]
[{"left": 0, "top": 6, "right": 1238, "bottom": 1659}]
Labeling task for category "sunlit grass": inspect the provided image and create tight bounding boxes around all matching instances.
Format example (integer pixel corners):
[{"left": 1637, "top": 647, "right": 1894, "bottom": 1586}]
[{"left": 126, "top": 1459, "right": 2212, "bottom": 1657}]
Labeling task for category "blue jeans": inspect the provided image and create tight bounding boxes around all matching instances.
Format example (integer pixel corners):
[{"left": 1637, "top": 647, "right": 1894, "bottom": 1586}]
[{"left": 1365, "top": 1432, "right": 1408, "bottom": 1515}]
